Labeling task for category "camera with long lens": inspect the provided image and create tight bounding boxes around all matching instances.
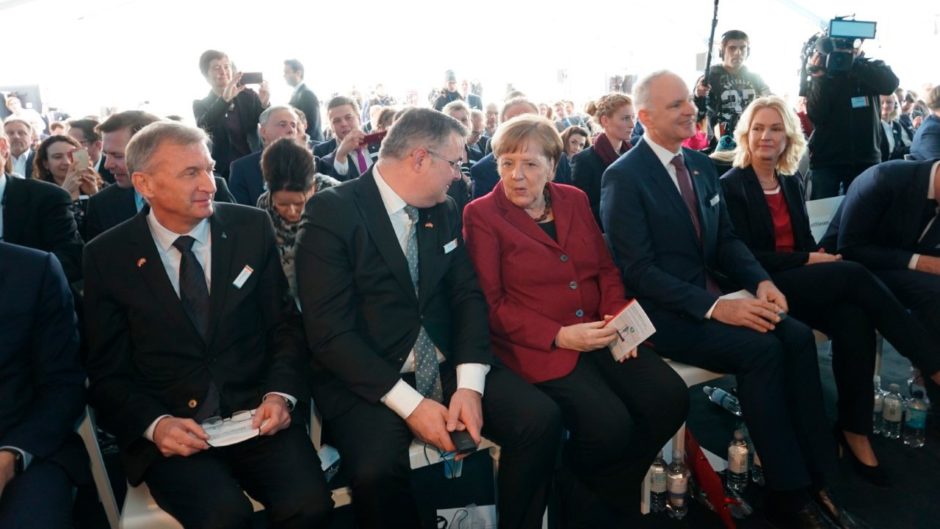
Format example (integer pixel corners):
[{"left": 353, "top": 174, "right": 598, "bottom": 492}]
[{"left": 815, "top": 17, "right": 877, "bottom": 74}]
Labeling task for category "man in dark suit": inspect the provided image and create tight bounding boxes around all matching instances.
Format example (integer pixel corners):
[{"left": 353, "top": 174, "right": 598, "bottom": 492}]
[
  {"left": 83, "top": 122, "right": 332, "bottom": 529},
  {"left": 193, "top": 50, "right": 269, "bottom": 180},
  {"left": 319, "top": 95, "right": 379, "bottom": 181},
  {"left": 1, "top": 127, "right": 83, "bottom": 282},
  {"left": 67, "top": 118, "right": 116, "bottom": 184},
  {"left": 284, "top": 59, "right": 323, "bottom": 142},
  {"left": 910, "top": 91, "right": 940, "bottom": 160},
  {"left": 228, "top": 105, "right": 300, "bottom": 206},
  {"left": 85, "top": 111, "right": 234, "bottom": 242},
  {"left": 0, "top": 242, "right": 87, "bottom": 528},
  {"left": 3, "top": 118, "right": 34, "bottom": 179},
  {"left": 296, "top": 108, "right": 562, "bottom": 529},
  {"left": 601, "top": 71, "right": 857, "bottom": 529},
  {"left": 836, "top": 160, "right": 940, "bottom": 391}
]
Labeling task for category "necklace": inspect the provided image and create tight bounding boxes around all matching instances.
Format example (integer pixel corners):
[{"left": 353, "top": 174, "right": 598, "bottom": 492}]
[
  {"left": 757, "top": 170, "right": 779, "bottom": 191},
  {"left": 528, "top": 187, "right": 553, "bottom": 223}
]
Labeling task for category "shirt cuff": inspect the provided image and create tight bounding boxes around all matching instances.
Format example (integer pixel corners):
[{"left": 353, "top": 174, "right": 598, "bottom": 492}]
[
  {"left": 381, "top": 379, "right": 425, "bottom": 419},
  {"left": 333, "top": 157, "right": 349, "bottom": 176},
  {"left": 143, "top": 415, "right": 172, "bottom": 442},
  {"left": 704, "top": 299, "right": 720, "bottom": 319},
  {"left": 456, "top": 363, "right": 490, "bottom": 396},
  {"left": 264, "top": 392, "right": 297, "bottom": 410},
  {"left": 0, "top": 446, "right": 33, "bottom": 472},
  {"left": 909, "top": 253, "right": 921, "bottom": 270}
]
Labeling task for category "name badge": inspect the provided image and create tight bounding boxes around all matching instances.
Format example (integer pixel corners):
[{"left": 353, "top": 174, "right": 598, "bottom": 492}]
[
  {"left": 850, "top": 96, "right": 869, "bottom": 109},
  {"left": 709, "top": 194, "right": 721, "bottom": 206},
  {"left": 443, "top": 238, "right": 459, "bottom": 254},
  {"left": 233, "top": 265, "right": 254, "bottom": 289}
]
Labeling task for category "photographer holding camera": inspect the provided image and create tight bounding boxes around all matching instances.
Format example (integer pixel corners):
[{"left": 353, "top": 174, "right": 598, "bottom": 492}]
[{"left": 805, "top": 24, "right": 899, "bottom": 199}]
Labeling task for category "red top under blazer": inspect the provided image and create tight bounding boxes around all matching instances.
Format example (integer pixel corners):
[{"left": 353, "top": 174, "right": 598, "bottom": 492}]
[{"left": 463, "top": 182, "right": 630, "bottom": 384}]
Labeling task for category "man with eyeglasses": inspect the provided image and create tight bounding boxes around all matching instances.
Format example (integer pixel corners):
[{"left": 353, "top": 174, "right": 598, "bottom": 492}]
[
  {"left": 296, "top": 108, "right": 562, "bottom": 529},
  {"left": 67, "top": 118, "right": 114, "bottom": 185}
]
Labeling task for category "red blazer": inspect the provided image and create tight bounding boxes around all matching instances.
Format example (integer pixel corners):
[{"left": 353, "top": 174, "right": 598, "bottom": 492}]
[{"left": 463, "top": 182, "right": 629, "bottom": 383}]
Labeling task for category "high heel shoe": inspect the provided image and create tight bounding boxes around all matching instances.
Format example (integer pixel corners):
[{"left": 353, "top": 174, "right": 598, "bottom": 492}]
[{"left": 833, "top": 427, "right": 890, "bottom": 488}]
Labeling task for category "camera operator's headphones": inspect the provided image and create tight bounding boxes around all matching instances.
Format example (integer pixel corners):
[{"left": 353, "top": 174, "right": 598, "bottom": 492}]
[{"left": 719, "top": 30, "right": 751, "bottom": 59}]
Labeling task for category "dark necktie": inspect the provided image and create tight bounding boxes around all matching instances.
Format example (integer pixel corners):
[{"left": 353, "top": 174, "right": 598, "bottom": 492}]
[
  {"left": 173, "top": 236, "right": 210, "bottom": 338},
  {"left": 670, "top": 155, "right": 702, "bottom": 239},
  {"left": 404, "top": 206, "right": 443, "bottom": 402},
  {"left": 172, "top": 235, "right": 219, "bottom": 421}
]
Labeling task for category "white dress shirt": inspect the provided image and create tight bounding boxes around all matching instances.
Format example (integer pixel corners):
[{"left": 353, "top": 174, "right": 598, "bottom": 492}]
[
  {"left": 332, "top": 145, "right": 374, "bottom": 177},
  {"left": 373, "top": 166, "right": 490, "bottom": 419},
  {"left": 10, "top": 150, "right": 30, "bottom": 178}
]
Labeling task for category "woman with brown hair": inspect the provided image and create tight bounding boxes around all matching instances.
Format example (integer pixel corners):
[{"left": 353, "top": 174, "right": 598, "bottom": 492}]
[
  {"left": 570, "top": 93, "right": 636, "bottom": 228},
  {"left": 33, "top": 134, "right": 103, "bottom": 237}
]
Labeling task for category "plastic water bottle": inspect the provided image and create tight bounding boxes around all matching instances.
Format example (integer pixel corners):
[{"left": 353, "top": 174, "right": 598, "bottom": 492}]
[
  {"left": 726, "top": 429, "right": 749, "bottom": 493},
  {"left": 649, "top": 450, "right": 668, "bottom": 513},
  {"left": 666, "top": 446, "right": 690, "bottom": 520},
  {"left": 903, "top": 390, "right": 929, "bottom": 448},
  {"left": 872, "top": 376, "right": 885, "bottom": 436},
  {"left": 882, "top": 383, "right": 904, "bottom": 439},
  {"left": 703, "top": 386, "right": 743, "bottom": 417},
  {"left": 907, "top": 367, "right": 932, "bottom": 408},
  {"left": 751, "top": 449, "right": 765, "bottom": 486}
]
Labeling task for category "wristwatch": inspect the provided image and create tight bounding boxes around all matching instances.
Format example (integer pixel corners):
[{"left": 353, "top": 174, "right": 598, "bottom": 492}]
[{"left": 1, "top": 448, "right": 24, "bottom": 475}]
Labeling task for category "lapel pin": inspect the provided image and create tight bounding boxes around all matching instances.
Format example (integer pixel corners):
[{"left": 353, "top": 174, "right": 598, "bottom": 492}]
[
  {"left": 136, "top": 258, "right": 147, "bottom": 268},
  {"left": 692, "top": 170, "right": 700, "bottom": 176},
  {"left": 221, "top": 231, "right": 228, "bottom": 239}
]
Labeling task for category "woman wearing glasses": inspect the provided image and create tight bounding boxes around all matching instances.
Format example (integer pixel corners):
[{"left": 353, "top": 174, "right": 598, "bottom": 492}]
[{"left": 463, "top": 115, "right": 687, "bottom": 525}]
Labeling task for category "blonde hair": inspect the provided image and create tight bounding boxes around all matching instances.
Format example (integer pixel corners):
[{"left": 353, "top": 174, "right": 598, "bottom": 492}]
[
  {"left": 733, "top": 96, "right": 806, "bottom": 175},
  {"left": 492, "top": 115, "right": 563, "bottom": 175},
  {"left": 585, "top": 93, "right": 633, "bottom": 121}
]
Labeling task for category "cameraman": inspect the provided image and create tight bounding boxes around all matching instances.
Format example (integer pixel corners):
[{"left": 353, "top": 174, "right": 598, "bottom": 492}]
[
  {"left": 806, "top": 40, "right": 899, "bottom": 198},
  {"left": 694, "top": 30, "right": 771, "bottom": 140}
]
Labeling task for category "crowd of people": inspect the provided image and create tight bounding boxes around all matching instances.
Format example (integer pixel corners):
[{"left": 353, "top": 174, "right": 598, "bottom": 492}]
[{"left": 2, "top": 29, "right": 940, "bottom": 529}]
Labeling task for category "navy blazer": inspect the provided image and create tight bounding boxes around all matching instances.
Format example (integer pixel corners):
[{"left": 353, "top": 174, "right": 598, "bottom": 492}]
[
  {"left": 837, "top": 160, "right": 939, "bottom": 270},
  {"left": 601, "top": 139, "right": 769, "bottom": 320},
  {"left": 319, "top": 142, "right": 380, "bottom": 182},
  {"left": 570, "top": 146, "right": 609, "bottom": 228},
  {"left": 228, "top": 151, "right": 264, "bottom": 206},
  {"left": 911, "top": 114, "right": 940, "bottom": 161},
  {"left": 0, "top": 242, "right": 87, "bottom": 483},
  {"left": 312, "top": 138, "right": 336, "bottom": 158},
  {"left": 720, "top": 167, "right": 818, "bottom": 273}
]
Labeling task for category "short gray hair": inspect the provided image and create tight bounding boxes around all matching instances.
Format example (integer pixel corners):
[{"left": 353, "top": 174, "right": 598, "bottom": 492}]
[
  {"left": 379, "top": 108, "right": 468, "bottom": 160},
  {"left": 259, "top": 105, "right": 297, "bottom": 126},
  {"left": 126, "top": 121, "right": 208, "bottom": 174},
  {"left": 3, "top": 116, "right": 32, "bottom": 132},
  {"left": 442, "top": 100, "right": 470, "bottom": 117},
  {"left": 633, "top": 70, "right": 676, "bottom": 110}
]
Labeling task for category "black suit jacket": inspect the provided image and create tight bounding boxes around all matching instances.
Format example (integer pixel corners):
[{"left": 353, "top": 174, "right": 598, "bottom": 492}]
[
  {"left": 312, "top": 138, "right": 336, "bottom": 159},
  {"left": 837, "top": 160, "right": 939, "bottom": 270},
  {"left": 2, "top": 175, "right": 84, "bottom": 282},
  {"left": 83, "top": 178, "right": 235, "bottom": 242},
  {"left": 720, "top": 167, "right": 818, "bottom": 273},
  {"left": 289, "top": 83, "right": 323, "bottom": 142},
  {"left": 295, "top": 170, "right": 493, "bottom": 420},
  {"left": 0, "top": 242, "right": 87, "bottom": 483},
  {"left": 601, "top": 139, "right": 769, "bottom": 321},
  {"left": 193, "top": 90, "right": 264, "bottom": 178},
  {"left": 570, "top": 146, "right": 609, "bottom": 228},
  {"left": 83, "top": 204, "right": 306, "bottom": 484},
  {"left": 228, "top": 151, "right": 264, "bottom": 206}
]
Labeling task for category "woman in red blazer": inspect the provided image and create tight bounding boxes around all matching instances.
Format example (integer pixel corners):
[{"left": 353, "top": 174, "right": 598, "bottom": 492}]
[{"left": 463, "top": 115, "right": 688, "bottom": 523}]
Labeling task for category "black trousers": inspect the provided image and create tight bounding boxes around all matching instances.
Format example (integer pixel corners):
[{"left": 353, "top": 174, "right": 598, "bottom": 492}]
[
  {"left": 809, "top": 163, "right": 874, "bottom": 199},
  {"left": 0, "top": 459, "right": 73, "bottom": 529},
  {"left": 144, "top": 423, "right": 333, "bottom": 529},
  {"left": 772, "top": 261, "right": 940, "bottom": 435},
  {"left": 647, "top": 311, "right": 835, "bottom": 492},
  {"left": 535, "top": 348, "right": 688, "bottom": 517},
  {"left": 327, "top": 364, "right": 563, "bottom": 529}
]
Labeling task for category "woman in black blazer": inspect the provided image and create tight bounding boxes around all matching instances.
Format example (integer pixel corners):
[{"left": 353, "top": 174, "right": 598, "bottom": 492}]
[
  {"left": 570, "top": 93, "right": 635, "bottom": 228},
  {"left": 720, "top": 96, "right": 940, "bottom": 487}
]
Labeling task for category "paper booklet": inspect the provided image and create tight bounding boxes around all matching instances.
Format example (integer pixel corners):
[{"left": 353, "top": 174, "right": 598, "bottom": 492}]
[{"left": 605, "top": 299, "right": 656, "bottom": 361}]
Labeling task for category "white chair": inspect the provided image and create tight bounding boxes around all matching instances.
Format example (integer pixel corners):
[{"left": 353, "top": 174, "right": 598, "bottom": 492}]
[
  {"left": 806, "top": 195, "right": 844, "bottom": 244},
  {"left": 77, "top": 408, "right": 120, "bottom": 529}
]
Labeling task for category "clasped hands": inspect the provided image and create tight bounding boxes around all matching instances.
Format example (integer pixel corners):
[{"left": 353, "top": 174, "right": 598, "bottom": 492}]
[
  {"left": 712, "top": 280, "right": 789, "bottom": 333},
  {"left": 152, "top": 395, "right": 290, "bottom": 458}
]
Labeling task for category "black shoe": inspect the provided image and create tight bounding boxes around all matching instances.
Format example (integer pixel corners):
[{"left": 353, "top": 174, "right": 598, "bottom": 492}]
[
  {"left": 833, "top": 428, "right": 890, "bottom": 488},
  {"left": 766, "top": 500, "right": 835, "bottom": 529},
  {"left": 813, "top": 489, "right": 870, "bottom": 529}
]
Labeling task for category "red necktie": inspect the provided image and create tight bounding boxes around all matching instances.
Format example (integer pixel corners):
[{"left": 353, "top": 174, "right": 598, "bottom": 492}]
[
  {"left": 355, "top": 148, "right": 368, "bottom": 174},
  {"left": 670, "top": 155, "right": 701, "bottom": 239}
]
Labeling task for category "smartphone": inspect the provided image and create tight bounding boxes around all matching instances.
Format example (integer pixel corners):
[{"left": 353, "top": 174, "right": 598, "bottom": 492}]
[
  {"left": 70, "top": 149, "right": 90, "bottom": 171},
  {"left": 449, "top": 430, "right": 477, "bottom": 456},
  {"left": 362, "top": 130, "right": 387, "bottom": 146},
  {"left": 239, "top": 72, "right": 263, "bottom": 85}
]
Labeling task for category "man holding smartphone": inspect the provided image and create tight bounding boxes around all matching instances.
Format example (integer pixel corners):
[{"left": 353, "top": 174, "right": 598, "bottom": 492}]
[
  {"left": 319, "top": 95, "right": 380, "bottom": 181},
  {"left": 193, "top": 49, "right": 270, "bottom": 180}
]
